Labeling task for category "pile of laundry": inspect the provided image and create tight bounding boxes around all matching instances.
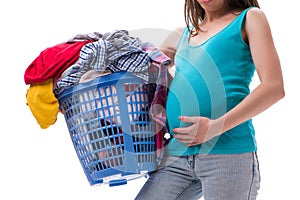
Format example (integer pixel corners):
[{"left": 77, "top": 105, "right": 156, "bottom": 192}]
[{"left": 24, "top": 30, "right": 172, "bottom": 150}]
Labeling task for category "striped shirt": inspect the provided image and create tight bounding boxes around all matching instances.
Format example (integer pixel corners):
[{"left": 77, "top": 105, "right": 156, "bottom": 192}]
[{"left": 54, "top": 30, "right": 151, "bottom": 95}]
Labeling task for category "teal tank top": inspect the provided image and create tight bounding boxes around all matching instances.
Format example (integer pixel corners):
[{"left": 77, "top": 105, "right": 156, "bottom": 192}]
[{"left": 166, "top": 7, "right": 257, "bottom": 156}]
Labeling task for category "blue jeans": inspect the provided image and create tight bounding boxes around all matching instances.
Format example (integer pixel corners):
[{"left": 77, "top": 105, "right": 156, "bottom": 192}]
[{"left": 135, "top": 152, "right": 260, "bottom": 200}]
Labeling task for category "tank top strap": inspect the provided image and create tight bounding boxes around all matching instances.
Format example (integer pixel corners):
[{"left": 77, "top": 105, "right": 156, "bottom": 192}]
[
  {"left": 234, "top": 7, "right": 255, "bottom": 29},
  {"left": 176, "top": 26, "right": 190, "bottom": 49}
]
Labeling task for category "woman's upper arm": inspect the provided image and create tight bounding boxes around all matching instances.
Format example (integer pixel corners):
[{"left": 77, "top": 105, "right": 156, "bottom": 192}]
[
  {"left": 160, "top": 27, "right": 184, "bottom": 66},
  {"left": 245, "top": 8, "right": 284, "bottom": 85}
]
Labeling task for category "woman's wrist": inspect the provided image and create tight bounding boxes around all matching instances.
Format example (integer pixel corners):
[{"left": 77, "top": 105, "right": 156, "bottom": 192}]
[{"left": 211, "top": 116, "right": 227, "bottom": 136}]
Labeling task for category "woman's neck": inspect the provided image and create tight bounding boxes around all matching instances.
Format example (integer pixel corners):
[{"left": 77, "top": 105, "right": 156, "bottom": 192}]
[{"left": 204, "top": 8, "right": 232, "bottom": 23}]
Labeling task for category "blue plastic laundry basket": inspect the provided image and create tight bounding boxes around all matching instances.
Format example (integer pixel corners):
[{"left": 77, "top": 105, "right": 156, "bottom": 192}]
[{"left": 57, "top": 71, "right": 157, "bottom": 186}]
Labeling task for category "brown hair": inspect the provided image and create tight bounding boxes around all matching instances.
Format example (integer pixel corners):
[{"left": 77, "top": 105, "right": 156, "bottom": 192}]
[{"left": 184, "top": 0, "right": 260, "bottom": 36}]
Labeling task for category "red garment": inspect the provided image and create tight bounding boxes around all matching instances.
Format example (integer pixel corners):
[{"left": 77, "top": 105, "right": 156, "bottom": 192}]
[{"left": 24, "top": 41, "right": 92, "bottom": 85}]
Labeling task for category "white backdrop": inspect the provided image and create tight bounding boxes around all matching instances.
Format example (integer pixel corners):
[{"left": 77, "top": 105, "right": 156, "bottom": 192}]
[{"left": 1, "top": 0, "right": 299, "bottom": 199}]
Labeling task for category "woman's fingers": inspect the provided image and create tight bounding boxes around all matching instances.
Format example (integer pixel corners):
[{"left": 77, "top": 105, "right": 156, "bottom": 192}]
[
  {"left": 178, "top": 116, "right": 200, "bottom": 123},
  {"left": 173, "top": 127, "right": 196, "bottom": 143},
  {"left": 174, "top": 134, "right": 195, "bottom": 143}
]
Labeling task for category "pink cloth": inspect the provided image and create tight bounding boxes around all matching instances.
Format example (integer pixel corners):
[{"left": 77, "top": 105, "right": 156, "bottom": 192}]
[{"left": 141, "top": 42, "right": 172, "bottom": 152}]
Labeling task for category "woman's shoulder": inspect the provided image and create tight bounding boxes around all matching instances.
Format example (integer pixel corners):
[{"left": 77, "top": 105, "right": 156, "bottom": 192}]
[
  {"left": 244, "top": 7, "right": 274, "bottom": 48},
  {"left": 245, "top": 7, "right": 268, "bottom": 23},
  {"left": 168, "top": 26, "right": 185, "bottom": 37},
  {"left": 244, "top": 7, "right": 270, "bottom": 33},
  {"left": 160, "top": 26, "right": 186, "bottom": 60},
  {"left": 163, "top": 26, "right": 186, "bottom": 46}
]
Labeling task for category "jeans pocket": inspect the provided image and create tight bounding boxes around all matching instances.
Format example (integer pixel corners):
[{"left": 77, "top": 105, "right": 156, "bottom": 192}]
[
  {"left": 248, "top": 152, "right": 261, "bottom": 199},
  {"left": 254, "top": 152, "right": 261, "bottom": 183}
]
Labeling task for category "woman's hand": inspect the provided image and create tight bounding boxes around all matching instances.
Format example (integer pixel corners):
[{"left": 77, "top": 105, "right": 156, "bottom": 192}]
[{"left": 172, "top": 116, "right": 224, "bottom": 146}]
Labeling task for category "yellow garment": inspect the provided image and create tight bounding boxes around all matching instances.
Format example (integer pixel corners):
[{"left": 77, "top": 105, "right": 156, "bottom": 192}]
[{"left": 26, "top": 79, "right": 59, "bottom": 129}]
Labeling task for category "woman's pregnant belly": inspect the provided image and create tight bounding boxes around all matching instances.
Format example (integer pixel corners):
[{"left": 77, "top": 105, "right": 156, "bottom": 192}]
[{"left": 166, "top": 66, "right": 227, "bottom": 134}]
